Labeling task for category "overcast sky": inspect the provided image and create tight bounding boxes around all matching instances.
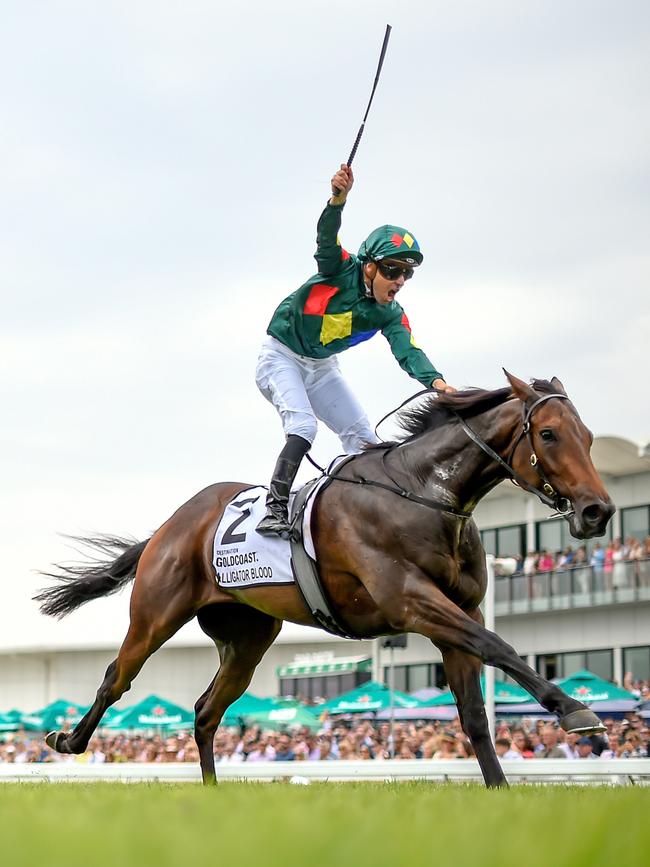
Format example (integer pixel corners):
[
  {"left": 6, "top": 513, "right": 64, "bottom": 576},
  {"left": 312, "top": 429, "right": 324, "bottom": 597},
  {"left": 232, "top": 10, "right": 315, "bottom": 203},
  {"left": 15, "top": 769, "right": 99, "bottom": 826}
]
[{"left": 1, "top": 1, "right": 649, "bottom": 653}]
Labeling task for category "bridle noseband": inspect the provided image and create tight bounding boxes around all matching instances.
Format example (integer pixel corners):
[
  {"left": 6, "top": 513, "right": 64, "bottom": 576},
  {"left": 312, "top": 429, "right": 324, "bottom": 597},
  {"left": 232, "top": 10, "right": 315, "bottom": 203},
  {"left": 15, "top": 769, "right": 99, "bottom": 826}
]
[{"left": 455, "top": 393, "right": 575, "bottom": 517}]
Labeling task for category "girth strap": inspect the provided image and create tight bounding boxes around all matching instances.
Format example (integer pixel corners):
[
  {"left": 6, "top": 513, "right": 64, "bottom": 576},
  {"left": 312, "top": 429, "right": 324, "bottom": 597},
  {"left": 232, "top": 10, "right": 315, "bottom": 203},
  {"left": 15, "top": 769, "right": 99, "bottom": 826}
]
[{"left": 289, "top": 476, "right": 357, "bottom": 639}]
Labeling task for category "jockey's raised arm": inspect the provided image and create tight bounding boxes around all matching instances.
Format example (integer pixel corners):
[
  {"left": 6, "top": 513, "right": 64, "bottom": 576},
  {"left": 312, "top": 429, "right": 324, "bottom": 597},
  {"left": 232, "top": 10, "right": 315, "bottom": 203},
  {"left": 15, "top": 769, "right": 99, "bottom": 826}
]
[{"left": 314, "top": 164, "right": 354, "bottom": 276}]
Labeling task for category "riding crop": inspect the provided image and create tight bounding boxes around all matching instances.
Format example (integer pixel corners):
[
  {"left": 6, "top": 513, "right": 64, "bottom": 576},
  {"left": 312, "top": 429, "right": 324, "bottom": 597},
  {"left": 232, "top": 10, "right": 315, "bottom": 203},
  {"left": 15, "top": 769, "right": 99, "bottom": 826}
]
[{"left": 333, "top": 24, "right": 392, "bottom": 193}]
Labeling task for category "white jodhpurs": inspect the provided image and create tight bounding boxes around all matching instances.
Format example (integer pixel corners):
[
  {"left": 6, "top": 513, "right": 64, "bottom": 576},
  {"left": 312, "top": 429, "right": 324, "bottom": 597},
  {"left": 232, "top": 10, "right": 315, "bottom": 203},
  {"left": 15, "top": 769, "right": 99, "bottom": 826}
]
[{"left": 255, "top": 336, "right": 379, "bottom": 454}]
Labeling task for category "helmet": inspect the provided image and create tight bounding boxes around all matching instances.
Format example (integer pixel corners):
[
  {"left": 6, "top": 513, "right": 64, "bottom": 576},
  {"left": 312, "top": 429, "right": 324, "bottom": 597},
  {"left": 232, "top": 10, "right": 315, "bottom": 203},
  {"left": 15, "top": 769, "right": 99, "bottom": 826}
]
[{"left": 357, "top": 224, "right": 423, "bottom": 266}]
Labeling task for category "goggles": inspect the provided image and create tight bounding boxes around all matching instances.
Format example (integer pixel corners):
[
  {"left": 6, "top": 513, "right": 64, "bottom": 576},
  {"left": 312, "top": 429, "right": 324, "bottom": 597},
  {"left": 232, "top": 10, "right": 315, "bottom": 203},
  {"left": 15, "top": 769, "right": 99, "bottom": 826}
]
[{"left": 376, "top": 261, "right": 415, "bottom": 281}]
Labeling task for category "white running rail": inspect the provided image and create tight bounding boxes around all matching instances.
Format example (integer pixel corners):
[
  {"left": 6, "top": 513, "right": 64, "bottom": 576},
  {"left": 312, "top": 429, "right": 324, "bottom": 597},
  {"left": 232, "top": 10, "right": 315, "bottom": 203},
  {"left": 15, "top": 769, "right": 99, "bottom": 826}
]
[{"left": 1, "top": 759, "right": 648, "bottom": 785}]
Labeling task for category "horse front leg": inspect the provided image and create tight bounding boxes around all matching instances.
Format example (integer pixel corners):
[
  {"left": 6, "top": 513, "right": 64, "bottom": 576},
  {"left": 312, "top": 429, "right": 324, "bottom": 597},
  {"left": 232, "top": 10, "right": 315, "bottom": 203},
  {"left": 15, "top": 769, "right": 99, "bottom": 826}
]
[
  {"left": 442, "top": 641, "right": 507, "bottom": 788},
  {"left": 383, "top": 574, "right": 604, "bottom": 735}
]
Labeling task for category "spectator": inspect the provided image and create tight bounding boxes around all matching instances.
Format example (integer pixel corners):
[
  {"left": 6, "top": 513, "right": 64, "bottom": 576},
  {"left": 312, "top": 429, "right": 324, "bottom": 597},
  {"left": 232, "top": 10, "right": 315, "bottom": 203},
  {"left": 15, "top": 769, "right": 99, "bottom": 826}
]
[
  {"left": 511, "top": 729, "right": 535, "bottom": 758},
  {"left": 273, "top": 734, "right": 295, "bottom": 761},
  {"left": 559, "top": 731, "right": 580, "bottom": 759},
  {"left": 576, "top": 737, "right": 598, "bottom": 759},
  {"left": 557, "top": 547, "right": 575, "bottom": 570},
  {"left": 590, "top": 542, "right": 605, "bottom": 572},
  {"left": 537, "top": 550, "right": 555, "bottom": 572},
  {"left": 539, "top": 724, "right": 567, "bottom": 758},
  {"left": 612, "top": 538, "right": 627, "bottom": 588},
  {"left": 432, "top": 731, "right": 460, "bottom": 759},
  {"left": 574, "top": 545, "right": 587, "bottom": 566},
  {"left": 523, "top": 551, "right": 538, "bottom": 578},
  {"left": 494, "top": 737, "right": 524, "bottom": 760}
]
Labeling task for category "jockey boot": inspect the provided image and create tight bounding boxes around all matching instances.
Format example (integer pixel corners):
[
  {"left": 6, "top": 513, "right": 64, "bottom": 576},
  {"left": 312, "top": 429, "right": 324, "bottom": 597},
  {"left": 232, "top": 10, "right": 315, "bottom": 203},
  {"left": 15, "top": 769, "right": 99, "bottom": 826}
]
[{"left": 256, "top": 435, "right": 311, "bottom": 538}]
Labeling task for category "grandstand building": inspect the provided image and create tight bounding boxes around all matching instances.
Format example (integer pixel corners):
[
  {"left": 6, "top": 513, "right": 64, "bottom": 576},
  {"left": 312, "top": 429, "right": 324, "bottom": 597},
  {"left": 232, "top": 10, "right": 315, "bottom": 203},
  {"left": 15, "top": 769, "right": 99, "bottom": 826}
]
[{"left": 1, "top": 436, "right": 648, "bottom": 714}]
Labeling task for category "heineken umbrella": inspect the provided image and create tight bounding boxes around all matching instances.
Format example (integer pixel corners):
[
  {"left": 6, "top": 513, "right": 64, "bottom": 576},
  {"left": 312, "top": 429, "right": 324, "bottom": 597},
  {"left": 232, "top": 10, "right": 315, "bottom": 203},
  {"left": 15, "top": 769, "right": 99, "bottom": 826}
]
[
  {"left": 0, "top": 708, "right": 25, "bottom": 731},
  {"left": 21, "top": 700, "right": 118, "bottom": 731},
  {"left": 496, "top": 670, "right": 638, "bottom": 716},
  {"left": 425, "top": 676, "right": 533, "bottom": 706},
  {"left": 410, "top": 686, "right": 443, "bottom": 702},
  {"left": 21, "top": 699, "right": 90, "bottom": 731},
  {"left": 106, "top": 694, "right": 194, "bottom": 731},
  {"left": 0, "top": 712, "right": 20, "bottom": 732},
  {"left": 323, "top": 681, "right": 423, "bottom": 714},
  {"left": 222, "top": 692, "right": 273, "bottom": 726},
  {"left": 375, "top": 705, "right": 458, "bottom": 722},
  {"left": 554, "top": 669, "right": 637, "bottom": 703},
  {"left": 4, "top": 709, "right": 25, "bottom": 724},
  {"left": 552, "top": 669, "right": 639, "bottom": 714},
  {"left": 244, "top": 701, "right": 321, "bottom": 731}
]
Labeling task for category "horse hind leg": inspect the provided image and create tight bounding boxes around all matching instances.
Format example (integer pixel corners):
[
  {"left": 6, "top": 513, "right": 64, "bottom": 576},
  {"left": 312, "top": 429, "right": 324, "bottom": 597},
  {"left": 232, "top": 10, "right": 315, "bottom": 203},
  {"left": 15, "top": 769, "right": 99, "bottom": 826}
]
[
  {"left": 46, "top": 606, "right": 194, "bottom": 755},
  {"left": 193, "top": 604, "right": 281, "bottom": 785}
]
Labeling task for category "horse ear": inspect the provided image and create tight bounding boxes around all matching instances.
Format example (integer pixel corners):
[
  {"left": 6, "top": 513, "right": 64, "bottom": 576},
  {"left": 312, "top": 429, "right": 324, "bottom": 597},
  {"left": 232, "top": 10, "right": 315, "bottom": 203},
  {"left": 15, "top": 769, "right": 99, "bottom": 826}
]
[
  {"left": 502, "top": 369, "right": 538, "bottom": 404},
  {"left": 550, "top": 376, "right": 567, "bottom": 396}
]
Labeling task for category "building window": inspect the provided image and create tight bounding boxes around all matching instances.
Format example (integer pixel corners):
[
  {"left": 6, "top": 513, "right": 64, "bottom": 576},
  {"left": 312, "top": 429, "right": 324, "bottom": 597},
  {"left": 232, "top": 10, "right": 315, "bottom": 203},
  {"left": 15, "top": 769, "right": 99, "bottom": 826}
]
[
  {"left": 481, "top": 529, "right": 497, "bottom": 556},
  {"left": 623, "top": 646, "right": 650, "bottom": 682},
  {"left": 279, "top": 670, "right": 370, "bottom": 701},
  {"left": 383, "top": 663, "right": 447, "bottom": 691},
  {"left": 480, "top": 524, "right": 525, "bottom": 559},
  {"left": 535, "top": 649, "right": 613, "bottom": 681},
  {"left": 622, "top": 505, "right": 650, "bottom": 543},
  {"left": 536, "top": 517, "right": 611, "bottom": 556}
]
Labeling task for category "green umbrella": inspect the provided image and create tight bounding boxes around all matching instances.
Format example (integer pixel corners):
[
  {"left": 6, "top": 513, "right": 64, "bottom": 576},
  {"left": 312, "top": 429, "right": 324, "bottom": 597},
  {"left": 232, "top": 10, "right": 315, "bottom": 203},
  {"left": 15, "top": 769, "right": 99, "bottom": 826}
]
[
  {"left": 3, "top": 709, "right": 24, "bottom": 724},
  {"left": 222, "top": 692, "right": 272, "bottom": 726},
  {"left": 244, "top": 701, "right": 321, "bottom": 731},
  {"left": 106, "top": 694, "right": 194, "bottom": 731},
  {"left": 21, "top": 700, "right": 118, "bottom": 731},
  {"left": 21, "top": 699, "right": 90, "bottom": 731},
  {"left": 322, "top": 681, "right": 423, "bottom": 714},
  {"left": 0, "top": 712, "right": 20, "bottom": 733},
  {"left": 554, "top": 669, "right": 637, "bottom": 703},
  {"left": 425, "top": 676, "right": 533, "bottom": 706}
]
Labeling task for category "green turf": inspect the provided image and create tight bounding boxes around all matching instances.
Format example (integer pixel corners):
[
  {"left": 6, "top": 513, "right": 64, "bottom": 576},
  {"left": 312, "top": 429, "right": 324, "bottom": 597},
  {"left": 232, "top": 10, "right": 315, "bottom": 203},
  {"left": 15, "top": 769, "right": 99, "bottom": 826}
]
[{"left": 0, "top": 782, "right": 647, "bottom": 867}]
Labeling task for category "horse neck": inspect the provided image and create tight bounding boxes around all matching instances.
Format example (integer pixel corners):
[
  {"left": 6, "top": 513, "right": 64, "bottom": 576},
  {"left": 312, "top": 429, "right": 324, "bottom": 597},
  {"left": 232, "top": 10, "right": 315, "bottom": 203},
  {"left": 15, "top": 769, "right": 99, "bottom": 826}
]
[{"left": 395, "top": 400, "right": 522, "bottom": 513}]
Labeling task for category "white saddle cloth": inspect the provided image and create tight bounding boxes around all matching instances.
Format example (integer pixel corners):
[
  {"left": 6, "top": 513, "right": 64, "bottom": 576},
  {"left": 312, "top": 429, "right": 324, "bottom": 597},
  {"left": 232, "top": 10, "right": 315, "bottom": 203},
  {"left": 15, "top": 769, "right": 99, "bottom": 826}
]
[{"left": 212, "top": 465, "right": 338, "bottom": 589}]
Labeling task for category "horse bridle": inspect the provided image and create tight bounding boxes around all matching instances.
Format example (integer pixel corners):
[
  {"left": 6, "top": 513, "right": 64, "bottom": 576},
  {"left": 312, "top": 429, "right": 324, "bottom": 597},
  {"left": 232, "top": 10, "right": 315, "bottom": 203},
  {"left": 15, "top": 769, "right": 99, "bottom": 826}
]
[
  {"left": 327, "top": 390, "right": 575, "bottom": 521},
  {"left": 454, "top": 393, "right": 575, "bottom": 517}
]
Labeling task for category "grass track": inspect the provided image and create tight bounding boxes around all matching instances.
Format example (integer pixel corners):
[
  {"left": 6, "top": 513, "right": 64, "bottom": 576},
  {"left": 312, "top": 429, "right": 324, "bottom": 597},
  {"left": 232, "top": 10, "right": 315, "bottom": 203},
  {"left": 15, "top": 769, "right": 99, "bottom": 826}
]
[{"left": 0, "top": 782, "right": 647, "bottom": 867}]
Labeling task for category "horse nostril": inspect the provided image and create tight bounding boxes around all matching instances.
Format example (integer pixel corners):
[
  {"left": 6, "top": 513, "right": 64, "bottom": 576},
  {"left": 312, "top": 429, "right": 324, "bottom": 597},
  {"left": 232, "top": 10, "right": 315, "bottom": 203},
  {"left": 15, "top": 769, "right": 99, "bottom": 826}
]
[{"left": 582, "top": 502, "right": 613, "bottom": 526}]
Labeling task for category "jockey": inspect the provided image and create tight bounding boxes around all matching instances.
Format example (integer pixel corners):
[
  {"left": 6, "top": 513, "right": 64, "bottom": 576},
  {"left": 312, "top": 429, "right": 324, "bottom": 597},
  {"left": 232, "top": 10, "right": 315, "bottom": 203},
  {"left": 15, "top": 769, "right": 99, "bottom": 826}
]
[{"left": 255, "top": 164, "right": 456, "bottom": 537}]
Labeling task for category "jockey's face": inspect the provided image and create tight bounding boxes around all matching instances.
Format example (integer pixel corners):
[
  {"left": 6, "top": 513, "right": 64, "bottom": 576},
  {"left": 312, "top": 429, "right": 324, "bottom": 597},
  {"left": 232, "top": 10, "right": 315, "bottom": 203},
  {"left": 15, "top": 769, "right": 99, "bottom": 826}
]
[{"left": 364, "top": 259, "right": 416, "bottom": 305}]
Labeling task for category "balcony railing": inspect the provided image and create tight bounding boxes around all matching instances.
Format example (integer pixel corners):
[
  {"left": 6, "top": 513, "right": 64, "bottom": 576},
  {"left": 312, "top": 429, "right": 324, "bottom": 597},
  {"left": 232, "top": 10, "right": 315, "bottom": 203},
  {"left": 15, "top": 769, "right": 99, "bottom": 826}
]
[{"left": 495, "top": 558, "right": 650, "bottom": 616}]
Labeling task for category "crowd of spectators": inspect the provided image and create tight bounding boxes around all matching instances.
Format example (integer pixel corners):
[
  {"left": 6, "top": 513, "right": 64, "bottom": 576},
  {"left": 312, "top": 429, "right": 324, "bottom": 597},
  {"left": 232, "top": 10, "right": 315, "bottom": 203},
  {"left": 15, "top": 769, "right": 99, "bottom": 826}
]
[
  {"left": 496, "top": 535, "right": 650, "bottom": 584},
  {"left": 1, "top": 712, "right": 648, "bottom": 764}
]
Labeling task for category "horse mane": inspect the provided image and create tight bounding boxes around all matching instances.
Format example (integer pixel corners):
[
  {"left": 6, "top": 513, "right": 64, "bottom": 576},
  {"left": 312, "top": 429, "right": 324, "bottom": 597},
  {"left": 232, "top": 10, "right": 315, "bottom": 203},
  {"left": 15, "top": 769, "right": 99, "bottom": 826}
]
[{"left": 390, "top": 379, "right": 562, "bottom": 442}]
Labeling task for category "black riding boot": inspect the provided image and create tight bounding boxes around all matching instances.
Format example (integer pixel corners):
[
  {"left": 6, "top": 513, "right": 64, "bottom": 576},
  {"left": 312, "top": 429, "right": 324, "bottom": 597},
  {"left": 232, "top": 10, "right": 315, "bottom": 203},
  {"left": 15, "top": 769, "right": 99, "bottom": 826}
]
[{"left": 256, "top": 435, "right": 311, "bottom": 538}]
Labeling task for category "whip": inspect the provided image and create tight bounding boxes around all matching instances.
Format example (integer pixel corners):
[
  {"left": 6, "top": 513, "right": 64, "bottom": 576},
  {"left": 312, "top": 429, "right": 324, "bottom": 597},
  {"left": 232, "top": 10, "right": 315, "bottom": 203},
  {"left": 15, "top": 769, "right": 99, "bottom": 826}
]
[{"left": 333, "top": 24, "right": 392, "bottom": 192}]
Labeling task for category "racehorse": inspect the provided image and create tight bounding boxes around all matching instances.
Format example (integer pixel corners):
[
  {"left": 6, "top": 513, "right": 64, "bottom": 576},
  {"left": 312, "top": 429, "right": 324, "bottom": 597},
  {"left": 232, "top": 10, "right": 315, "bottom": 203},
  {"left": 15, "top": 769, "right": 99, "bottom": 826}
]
[{"left": 36, "top": 371, "right": 614, "bottom": 787}]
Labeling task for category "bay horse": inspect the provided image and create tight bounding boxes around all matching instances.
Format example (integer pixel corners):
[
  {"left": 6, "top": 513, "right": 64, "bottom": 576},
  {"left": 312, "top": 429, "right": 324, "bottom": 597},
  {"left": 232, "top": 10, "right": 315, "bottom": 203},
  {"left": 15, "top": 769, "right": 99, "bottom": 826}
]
[{"left": 36, "top": 371, "right": 614, "bottom": 787}]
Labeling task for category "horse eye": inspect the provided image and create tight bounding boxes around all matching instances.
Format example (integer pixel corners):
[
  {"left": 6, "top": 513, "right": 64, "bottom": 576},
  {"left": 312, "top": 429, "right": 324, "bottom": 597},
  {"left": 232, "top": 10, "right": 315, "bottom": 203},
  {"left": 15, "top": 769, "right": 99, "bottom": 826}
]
[{"left": 540, "top": 429, "right": 555, "bottom": 442}]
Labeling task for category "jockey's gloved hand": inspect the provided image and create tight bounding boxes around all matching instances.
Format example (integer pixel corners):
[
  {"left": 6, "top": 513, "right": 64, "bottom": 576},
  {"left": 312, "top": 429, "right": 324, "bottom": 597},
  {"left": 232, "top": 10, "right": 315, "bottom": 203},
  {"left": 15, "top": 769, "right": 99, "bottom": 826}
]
[{"left": 330, "top": 164, "right": 354, "bottom": 204}]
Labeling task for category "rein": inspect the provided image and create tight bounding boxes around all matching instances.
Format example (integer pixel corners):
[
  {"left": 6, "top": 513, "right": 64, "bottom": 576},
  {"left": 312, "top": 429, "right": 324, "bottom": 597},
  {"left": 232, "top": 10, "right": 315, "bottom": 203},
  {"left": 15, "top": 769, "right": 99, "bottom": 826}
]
[{"left": 326, "top": 389, "right": 575, "bottom": 520}]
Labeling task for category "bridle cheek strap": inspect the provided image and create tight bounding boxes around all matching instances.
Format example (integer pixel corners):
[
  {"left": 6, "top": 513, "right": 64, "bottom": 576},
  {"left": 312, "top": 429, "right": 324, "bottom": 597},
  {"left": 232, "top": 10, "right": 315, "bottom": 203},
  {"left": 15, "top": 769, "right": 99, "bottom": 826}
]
[{"left": 454, "top": 393, "right": 574, "bottom": 515}]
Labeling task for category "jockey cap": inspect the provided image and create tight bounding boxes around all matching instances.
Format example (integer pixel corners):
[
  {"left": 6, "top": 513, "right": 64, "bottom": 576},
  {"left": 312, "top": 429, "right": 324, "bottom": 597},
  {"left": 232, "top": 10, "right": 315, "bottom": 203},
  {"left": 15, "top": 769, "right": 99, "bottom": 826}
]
[{"left": 357, "top": 224, "right": 423, "bottom": 266}]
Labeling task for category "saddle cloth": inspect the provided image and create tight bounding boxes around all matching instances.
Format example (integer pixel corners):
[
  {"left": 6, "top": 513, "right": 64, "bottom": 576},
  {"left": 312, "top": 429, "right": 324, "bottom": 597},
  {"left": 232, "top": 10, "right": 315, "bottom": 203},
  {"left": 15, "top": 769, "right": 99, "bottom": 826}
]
[{"left": 212, "top": 477, "right": 326, "bottom": 590}]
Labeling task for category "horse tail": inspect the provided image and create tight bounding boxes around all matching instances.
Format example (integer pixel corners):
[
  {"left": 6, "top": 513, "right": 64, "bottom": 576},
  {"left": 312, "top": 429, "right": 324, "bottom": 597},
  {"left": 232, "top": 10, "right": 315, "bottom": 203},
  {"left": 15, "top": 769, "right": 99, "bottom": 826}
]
[{"left": 34, "top": 535, "right": 151, "bottom": 619}]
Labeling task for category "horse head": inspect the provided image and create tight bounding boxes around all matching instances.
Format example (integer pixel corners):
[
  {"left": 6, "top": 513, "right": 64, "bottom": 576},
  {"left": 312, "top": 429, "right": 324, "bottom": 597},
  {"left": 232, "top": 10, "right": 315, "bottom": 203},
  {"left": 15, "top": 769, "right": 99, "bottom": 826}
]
[{"left": 504, "top": 370, "right": 615, "bottom": 540}]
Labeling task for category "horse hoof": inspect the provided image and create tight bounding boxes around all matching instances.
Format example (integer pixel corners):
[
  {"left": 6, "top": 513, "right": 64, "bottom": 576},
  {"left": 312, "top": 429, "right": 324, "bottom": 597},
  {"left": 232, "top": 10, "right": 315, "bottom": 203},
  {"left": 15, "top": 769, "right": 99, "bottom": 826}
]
[
  {"left": 559, "top": 709, "right": 606, "bottom": 735},
  {"left": 45, "top": 731, "right": 70, "bottom": 753}
]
